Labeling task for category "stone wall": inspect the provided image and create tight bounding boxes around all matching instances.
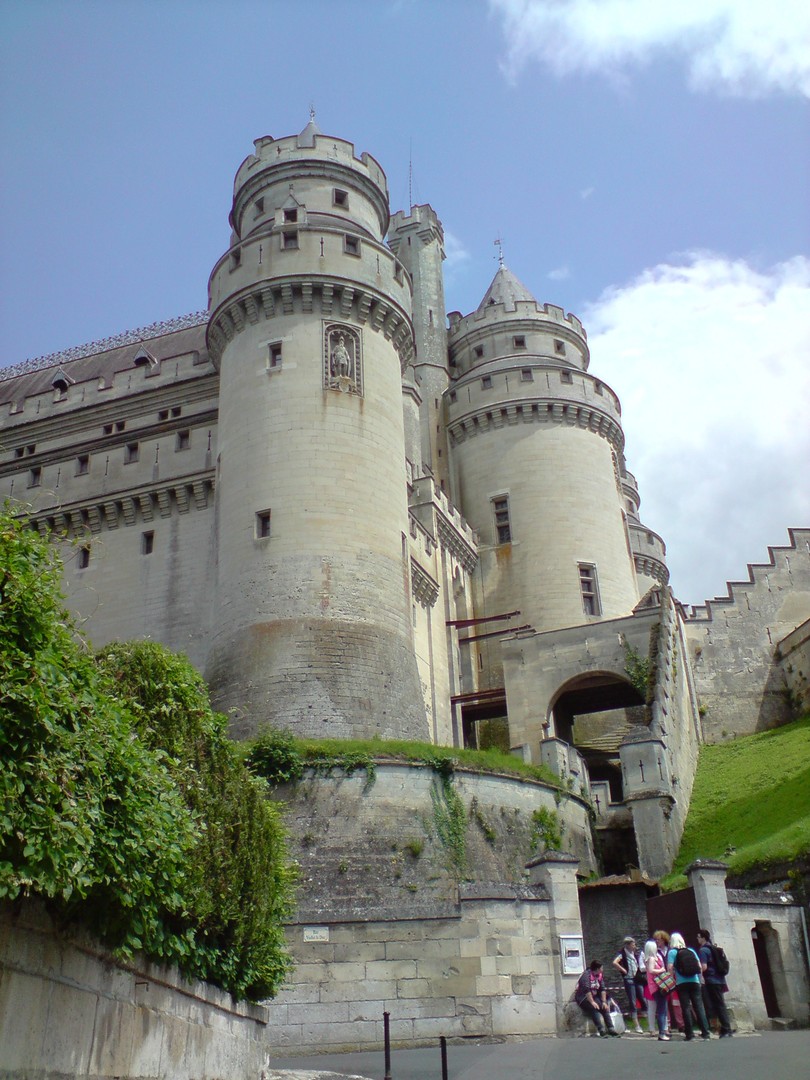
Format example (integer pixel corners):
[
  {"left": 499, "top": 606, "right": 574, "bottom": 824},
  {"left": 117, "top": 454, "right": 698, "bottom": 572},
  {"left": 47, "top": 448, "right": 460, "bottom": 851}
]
[
  {"left": 685, "top": 529, "right": 810, "bottom": 740},
  {"left": 776, "top": 617, "right": 810, "bottom": 717},
  {"left": 0, "top": 901, "right": 269, "bottom": 1080},
  {"left": 264, "top": 854, "right": 584, "bottom": 1055}
]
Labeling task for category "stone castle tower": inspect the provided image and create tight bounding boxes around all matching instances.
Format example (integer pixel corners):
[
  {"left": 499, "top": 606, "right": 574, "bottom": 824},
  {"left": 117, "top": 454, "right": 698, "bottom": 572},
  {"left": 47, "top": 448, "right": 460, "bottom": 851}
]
[{"left": 205, "top": 118, "right": 428, "bottom": 741}]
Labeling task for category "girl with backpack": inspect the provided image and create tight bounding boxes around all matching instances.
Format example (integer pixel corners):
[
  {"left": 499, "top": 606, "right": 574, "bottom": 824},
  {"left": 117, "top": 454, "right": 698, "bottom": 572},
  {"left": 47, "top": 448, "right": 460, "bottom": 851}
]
[{"left": 667, "top": 932, "right": 712, "bottom": 1040}]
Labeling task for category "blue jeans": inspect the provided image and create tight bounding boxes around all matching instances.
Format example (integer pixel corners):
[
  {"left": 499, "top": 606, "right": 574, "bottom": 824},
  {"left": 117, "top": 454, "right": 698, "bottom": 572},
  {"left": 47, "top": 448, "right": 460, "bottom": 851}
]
[
  {"left": 654, "top": 989, "right": 669, "bottom": 1035},
  {"left": 622, "top": 975, "right": 643, "bottom": 1017}
]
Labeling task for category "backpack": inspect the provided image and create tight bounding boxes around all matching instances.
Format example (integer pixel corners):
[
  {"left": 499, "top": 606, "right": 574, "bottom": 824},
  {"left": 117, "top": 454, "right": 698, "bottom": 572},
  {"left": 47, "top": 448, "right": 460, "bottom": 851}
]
[
  {"left": 675, "top": 947, "right": 701, "bottom": 977},
  {"left": 710, "top": 943, "right": 730, "bottom": 976}
]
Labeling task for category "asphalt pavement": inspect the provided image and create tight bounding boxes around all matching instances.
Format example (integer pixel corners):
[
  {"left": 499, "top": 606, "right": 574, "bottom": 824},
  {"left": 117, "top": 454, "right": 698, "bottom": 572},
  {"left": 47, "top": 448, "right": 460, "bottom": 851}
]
[{"left": 267, "top": 1028, "right": 810, "bottom": 1080}]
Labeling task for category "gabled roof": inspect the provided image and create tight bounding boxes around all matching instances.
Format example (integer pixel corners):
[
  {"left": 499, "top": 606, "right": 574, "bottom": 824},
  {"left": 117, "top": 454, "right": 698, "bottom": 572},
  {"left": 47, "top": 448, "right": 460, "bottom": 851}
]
[{"left": 477, "top": 264, "right": 538, "bottom": 313}]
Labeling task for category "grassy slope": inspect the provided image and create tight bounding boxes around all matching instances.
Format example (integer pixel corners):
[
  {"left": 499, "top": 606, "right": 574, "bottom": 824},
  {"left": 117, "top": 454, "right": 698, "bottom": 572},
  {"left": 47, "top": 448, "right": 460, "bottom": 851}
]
[{"left": 662, "top": 714, "right": 810, "bottom": 890}]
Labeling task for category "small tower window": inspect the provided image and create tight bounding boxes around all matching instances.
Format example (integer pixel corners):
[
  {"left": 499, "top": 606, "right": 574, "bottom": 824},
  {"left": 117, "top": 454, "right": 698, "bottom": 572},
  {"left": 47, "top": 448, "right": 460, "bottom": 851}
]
[
  {"left": 492, "top": 495, "right": 512, "bottom": 544},
  {"left": 481, "top": 375, "right": 492, "bottom": 389},
  {"left": 282, "top": 230, "right": 299, "bottom": 250},
  {"left": 256, "top": 509, "right": 272, "bottom": 539},
  {"left": 13, "top": 447, "right": 24, "bottom": 459},
  {"left": 560, "top": 370, "right": 573, "bottom": 384},
  {"left": 142, "top": 530, "right": 155, "bottom": 555},
  {"left": 28, "top": 466, "right": 42, "bottom": 488},
  {"left": 344, "top": 234, "right": 360, "bottom": 256},
  {"left": 268, "top": 342, "right": 282, "bottom": 369},
  {"left": 578, "top": 563, "right": 601, "bottom": 616},
  {"left": 449, "top": 390, "right": 457, "bottom": 403},
  {"left": 254, "top": 197, "right": 265, "bottom": 217},
  {"left": 283, "top": 207, "right": 298, "bottom": 223},
  {"left": 229, "top": 249, "right": 242, "bottom": 271},
  {"left": 554, "top": 339, "right": 566, "bottom": 355},
  {"left": 77, "top": 546, "right": 91, "bottom": 570},
  {"left": 158, "top": 409, "right": 169, "bottom": 421},
  {"left": 474, "top": 346, "right": 484, "bottom": 359},
  {"left": 521, "top": 368, "right": 533, "bottom": 382},
  {"left": 513, "top": 335, "right": 526, "bottom": 349},
  {"left": 176, "top": 430, "right": 190, "bottom": 452},
  {"left": 76, "top": 454, "right": 89, "bottom": 476},
  {"left": 171, "top": 406, "right": 181, "bottom": 418},
  {"left": 333, "top": 188, "right": 349, "bottom": 208},
  {"left": 124, "top": 442, "right": 139, "bottom": 464}
]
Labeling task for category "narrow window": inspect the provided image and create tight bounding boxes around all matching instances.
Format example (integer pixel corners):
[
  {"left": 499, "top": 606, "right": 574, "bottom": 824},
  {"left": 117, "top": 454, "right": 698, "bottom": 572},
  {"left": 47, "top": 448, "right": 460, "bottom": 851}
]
[
  {"left": 394, "top": 261, "right": 404, "bottom": 283},
  {"left": 76, "top": 454, "right": 89, "bottom": 476},
  {"left": 158, "top": 408, "right": 169, "bottom": 421},
  {"left": 124, "top": 442, "right": 139, "bottom": 464},
  {"left": 449, "top": 390, "right": 457, "bottom": 403},
  {"left": 256, "top": 510, "right": 271, "bottom": 539},
  {"left": 171, "top": 406, "right": 181, "bottom": 418},
  {"left": 176, "top": 430, "right": 190, "bottom": 451},
  {"left": 282, "top": 230, "right": 299, "bottom": 250},
  {"left": 13, "top": 447, "right": 24, "bottom": 459},
  {"left": 28, "top": 466, "right": 42, "bottom": 488},
  {"left": 560, "top": 370, "right": 573, "bottom": 384},
  {"left": 513, "top": 335, "right": 526, "bottom": 349},
  {"left": 474, "top": 345, "right": 484, "bottom": 359},
  {"left": 77, "top": 546, "right": 90, "bottom": 569},
  {"left": 229, "top": 249, "right": 241, "bottom": 270},
  {"left": 481, "top": 375, "right": 492, "bottom": 389},
  {"left": 344, "top": 234, "right": 360, "bottom": 256},
  {"left": 268, "top": 342, "right": 282, "bottom": 369},
  {"left": 254, "top": 197, "right": 265, "bottom": 217},
  {"left": 26, "top": 444, "right": 36, "bottom": 455},
  {"left": 579, "top": 563, "right": 601, "bottom": 616},
  {"left": 554, "top": 339, "right": 566, "bottom": 356},
  {"left": 521, "top": 368, "right": 533, "bottom": 382},
  {"left": 142, "top": 530, "right": 155, "bottom": 555},
  {"left": 594, "top": 381, "right": 604, "bottom": 395},
  {"left": 492, "top": 495, "right": 511, "bottom": 544},
  {"left": 103, "top": 423, "right": 113, "bottom": 435},
  {"left": 333, "top": 188, "right": 348, "bottom": 208},
  {"left": 283, "top": 207, "right": 298, "bottom": 223},
  {"left": 115, "top": 420, "right": 126, "bottom": 431}
]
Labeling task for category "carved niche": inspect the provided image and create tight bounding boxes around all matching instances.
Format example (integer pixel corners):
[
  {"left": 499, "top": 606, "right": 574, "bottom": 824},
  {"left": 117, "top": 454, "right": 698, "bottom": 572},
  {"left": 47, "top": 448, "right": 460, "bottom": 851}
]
[{"left": 323, "top": 323, "right": 362, "bottom": 396}]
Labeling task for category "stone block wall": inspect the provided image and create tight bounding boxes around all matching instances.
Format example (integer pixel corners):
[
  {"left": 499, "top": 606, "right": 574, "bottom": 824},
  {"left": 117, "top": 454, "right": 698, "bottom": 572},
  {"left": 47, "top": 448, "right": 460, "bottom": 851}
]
[
  {"left": 0, "top": 901, "right": 269, "bottom": 1080},
  {"left": 685, "top": 529, "right": 810, "bottom": 740}
]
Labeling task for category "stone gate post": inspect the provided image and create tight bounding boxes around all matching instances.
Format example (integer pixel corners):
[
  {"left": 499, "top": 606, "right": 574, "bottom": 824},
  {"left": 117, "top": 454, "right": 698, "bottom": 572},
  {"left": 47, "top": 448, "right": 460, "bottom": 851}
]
[{"left": 526, "top": 852, "right": 582, "bottom": 1030}]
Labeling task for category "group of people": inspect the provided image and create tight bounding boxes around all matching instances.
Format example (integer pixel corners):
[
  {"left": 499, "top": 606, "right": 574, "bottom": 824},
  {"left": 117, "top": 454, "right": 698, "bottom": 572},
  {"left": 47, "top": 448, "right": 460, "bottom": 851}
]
[{"left": 574, "top": 928, "right": 733, "bottom": 1041}]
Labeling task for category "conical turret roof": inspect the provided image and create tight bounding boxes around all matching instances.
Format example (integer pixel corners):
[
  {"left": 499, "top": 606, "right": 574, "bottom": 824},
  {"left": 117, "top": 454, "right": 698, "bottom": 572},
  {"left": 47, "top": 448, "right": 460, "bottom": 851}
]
[
  {"left": 477, "top": 264, "right": 537, "bottom": 313},
  {"left": 297, "top": 111, "right": 322, "bottom": 147}
]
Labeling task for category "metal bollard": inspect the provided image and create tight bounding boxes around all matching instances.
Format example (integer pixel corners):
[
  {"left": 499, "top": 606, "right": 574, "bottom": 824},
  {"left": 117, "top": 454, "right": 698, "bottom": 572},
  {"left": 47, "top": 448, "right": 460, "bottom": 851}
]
[
  {"left": 440, "top": 1035, "right": 448, "bottom": 1080},
  {"left": 383, "top": 1010, "right": 392, "bottom": 1080}
]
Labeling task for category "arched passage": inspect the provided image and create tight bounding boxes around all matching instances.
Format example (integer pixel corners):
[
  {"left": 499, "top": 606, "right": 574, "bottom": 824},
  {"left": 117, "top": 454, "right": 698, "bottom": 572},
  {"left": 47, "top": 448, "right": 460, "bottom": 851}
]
[{"left": 550, "top": 671, "right": 647, "bottom": 801}]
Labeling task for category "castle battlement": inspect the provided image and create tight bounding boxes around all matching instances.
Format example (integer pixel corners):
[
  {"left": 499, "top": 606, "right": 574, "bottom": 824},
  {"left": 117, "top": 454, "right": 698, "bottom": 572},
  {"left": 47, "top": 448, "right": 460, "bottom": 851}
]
[
  {"left": 388, "top": 204, "right": 444, "bottom": 250},
  {"left": 685, "top": 528, "right": 810, "bottom": 622},
  {"left": 448, "top": 299, "right": 586, "bottom": 339},
  {"left": 236, "top": 132, "right": 388, "bottom": 198}
]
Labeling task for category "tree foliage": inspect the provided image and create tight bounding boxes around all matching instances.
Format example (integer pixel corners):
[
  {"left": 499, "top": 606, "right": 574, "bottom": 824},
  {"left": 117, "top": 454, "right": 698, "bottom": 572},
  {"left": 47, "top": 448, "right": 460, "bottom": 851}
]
[{"left": 0, "top": 504, "right": 294, "bottom": 1000}]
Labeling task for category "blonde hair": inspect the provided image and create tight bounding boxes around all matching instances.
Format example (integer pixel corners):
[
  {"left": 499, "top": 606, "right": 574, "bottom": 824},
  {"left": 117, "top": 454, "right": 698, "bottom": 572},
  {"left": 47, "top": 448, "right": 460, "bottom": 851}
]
[
  {"left": 669, "top": 932, "right": 685, "bottom": 950},
  {"left": 644, "top": 939, "right": 658, "bottom": 961}
]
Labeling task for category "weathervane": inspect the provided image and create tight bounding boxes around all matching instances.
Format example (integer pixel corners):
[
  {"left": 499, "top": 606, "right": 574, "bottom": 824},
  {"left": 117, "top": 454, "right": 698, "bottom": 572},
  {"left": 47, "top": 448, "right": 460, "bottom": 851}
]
[{"left": 494, "top": 234, "right": 505, "bottom": 267}]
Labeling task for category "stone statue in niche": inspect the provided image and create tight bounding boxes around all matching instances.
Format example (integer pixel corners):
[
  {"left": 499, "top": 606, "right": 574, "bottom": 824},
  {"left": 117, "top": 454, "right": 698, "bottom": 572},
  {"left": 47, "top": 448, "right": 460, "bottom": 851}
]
[{"left": 324, "top": 324, "right": 362, "bottom": 395}]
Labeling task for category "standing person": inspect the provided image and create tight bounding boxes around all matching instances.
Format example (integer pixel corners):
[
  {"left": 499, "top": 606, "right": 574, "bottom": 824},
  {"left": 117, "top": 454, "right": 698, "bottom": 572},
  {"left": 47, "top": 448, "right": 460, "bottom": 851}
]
[
  {"left": 697, "top": 929, "right": 734, "bottom": 1037},
  {"left": 653, "top": 930, "right": 673, "bottom": 1034},
  {"left": 644, "top": 938, "right": 670, "bottom": 1040},
  {"left": 667, "top": 932, "right": 711, "bottom": 1040},
  {"left": 574, "top": 961, "right": 621, "bottom": 1037},
  {"left": 612, "top": 936, "right": 644, "bottom": 1033}
]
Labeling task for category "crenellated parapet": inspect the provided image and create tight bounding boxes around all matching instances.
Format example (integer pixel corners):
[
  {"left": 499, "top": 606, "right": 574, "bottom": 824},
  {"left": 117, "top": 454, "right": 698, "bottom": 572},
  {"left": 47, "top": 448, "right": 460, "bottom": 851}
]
[
  {"left": 629, "top": 522, "right": 669, "bottom": 584},
  {"left": 388, "top": 204, "right": 445, "bottom": 254},
  {"left": 448, "top": 298, "right": 589, "bottom": 374}
]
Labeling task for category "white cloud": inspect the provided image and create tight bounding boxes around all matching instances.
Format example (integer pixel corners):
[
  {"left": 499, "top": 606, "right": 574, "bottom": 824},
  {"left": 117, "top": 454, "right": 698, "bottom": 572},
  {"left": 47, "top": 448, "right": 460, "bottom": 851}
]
[
  {"left": 490, "top": 0, "right": 810, "bottom": 98},
  {"left": 583, "top": 253, "right": 810, "bottom": 606},
  {"left": 547, "top": 264, "right": 571, "bottom": 280}
]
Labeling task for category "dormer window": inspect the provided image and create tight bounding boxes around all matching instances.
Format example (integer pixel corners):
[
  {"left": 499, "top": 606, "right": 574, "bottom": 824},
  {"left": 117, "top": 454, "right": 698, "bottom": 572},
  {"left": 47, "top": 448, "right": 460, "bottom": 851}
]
[
  {"left": 133, "top": 346, "right": 157, "bottom": 368},
  {"left": 283, "top": 207, "right": 298, "bottom": 223},
  {"left": 52, "top": 369, "right": 72, "bottom": 393}
]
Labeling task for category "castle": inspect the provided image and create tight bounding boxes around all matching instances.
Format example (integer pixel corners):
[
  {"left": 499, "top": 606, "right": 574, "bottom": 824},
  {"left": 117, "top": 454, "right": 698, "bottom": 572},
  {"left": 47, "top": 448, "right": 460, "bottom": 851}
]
[{"left": 2, "top": 119, "right": 808, "bottom": 1052}]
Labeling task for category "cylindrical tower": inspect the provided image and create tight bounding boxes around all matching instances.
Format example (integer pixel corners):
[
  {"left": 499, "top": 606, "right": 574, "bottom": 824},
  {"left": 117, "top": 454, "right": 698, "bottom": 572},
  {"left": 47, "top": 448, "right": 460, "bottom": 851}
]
[
  {"left": 447, "top": 265, "right": 639, "bottom": 685},
  {"left": 205, "top": 119, "right": 428, "bottom": 742}
]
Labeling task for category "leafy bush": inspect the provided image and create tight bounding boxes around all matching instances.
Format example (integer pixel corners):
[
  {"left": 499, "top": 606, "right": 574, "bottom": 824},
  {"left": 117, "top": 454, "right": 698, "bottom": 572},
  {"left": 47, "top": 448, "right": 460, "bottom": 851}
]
[{"left": 0, "top": 505, "right": 294, "bottom": 1001}]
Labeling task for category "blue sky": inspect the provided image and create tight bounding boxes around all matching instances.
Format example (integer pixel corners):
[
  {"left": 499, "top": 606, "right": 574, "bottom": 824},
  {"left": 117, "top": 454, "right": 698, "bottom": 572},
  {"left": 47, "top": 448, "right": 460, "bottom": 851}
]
[{"left": 1, "top": 0, "right": 808, "bottom": 607}]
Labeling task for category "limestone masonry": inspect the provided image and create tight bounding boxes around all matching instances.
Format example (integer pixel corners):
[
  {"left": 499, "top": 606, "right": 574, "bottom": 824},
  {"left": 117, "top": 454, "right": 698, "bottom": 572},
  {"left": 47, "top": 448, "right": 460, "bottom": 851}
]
[{"left": 1, "top": 119, "right": 808, "bottom": 1054}]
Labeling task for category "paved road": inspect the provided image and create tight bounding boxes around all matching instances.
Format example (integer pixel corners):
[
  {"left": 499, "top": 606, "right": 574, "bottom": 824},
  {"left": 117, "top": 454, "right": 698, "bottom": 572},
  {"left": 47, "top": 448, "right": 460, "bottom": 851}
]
[{"left": 268, "top": 1029, "right": 810, "bottom": 1080}]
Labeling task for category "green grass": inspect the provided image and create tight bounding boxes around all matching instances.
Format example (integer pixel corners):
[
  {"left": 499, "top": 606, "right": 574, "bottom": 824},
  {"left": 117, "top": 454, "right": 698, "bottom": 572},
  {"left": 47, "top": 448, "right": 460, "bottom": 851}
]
[
  {"left": 245, "top": 729, "right": 565, "bottom": 792},
  {"left": 661, "top": 714, "right": 810, "bottom": 890}
]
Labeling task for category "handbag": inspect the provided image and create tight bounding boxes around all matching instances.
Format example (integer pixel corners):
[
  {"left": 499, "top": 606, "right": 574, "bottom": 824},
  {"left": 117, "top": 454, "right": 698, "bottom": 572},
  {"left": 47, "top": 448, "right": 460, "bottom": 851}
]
[{"left": 653, "top": 969, "right": 677, "bottom": 994}]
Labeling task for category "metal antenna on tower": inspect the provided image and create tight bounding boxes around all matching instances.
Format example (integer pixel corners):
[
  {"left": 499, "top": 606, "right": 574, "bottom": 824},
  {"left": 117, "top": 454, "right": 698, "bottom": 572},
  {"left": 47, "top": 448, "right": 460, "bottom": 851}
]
[{"left": 409, "top": 138, "right": 413, "bottom": 211}]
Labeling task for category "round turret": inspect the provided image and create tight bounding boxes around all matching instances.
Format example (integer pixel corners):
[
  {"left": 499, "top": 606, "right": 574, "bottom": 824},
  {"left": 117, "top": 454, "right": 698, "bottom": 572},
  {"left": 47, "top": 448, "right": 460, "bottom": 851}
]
[
  {"left": 446, "top": 266, "right": 639, "bottom": 683},
  {"left": 205, "top": 121, "right": 427, "bottom": 742}
]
